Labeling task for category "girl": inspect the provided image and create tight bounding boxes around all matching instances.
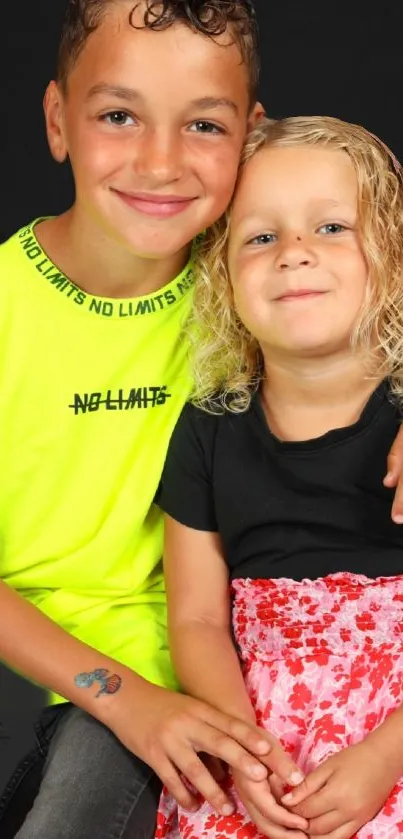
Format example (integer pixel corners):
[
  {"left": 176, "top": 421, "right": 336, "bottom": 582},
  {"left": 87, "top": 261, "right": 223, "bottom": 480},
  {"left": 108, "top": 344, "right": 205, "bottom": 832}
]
[{"left": 155, "top": 116, "right": 403, "bottom": 839}]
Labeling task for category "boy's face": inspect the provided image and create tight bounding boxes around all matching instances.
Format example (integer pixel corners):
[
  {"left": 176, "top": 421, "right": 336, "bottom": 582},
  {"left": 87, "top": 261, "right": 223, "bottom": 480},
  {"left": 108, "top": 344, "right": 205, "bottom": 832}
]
[
  {"left": 228, "top": 144, "right": 369, "bottom": 362},
  {"left": 45, "top": 2, "right": 260, "bottom": 260}
]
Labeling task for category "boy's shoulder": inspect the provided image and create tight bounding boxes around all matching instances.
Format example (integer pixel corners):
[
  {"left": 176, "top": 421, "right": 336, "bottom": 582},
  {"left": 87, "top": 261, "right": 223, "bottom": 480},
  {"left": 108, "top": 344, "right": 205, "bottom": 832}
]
[{"left": 0, "top": 221, "right": 41, "bottom": 270}]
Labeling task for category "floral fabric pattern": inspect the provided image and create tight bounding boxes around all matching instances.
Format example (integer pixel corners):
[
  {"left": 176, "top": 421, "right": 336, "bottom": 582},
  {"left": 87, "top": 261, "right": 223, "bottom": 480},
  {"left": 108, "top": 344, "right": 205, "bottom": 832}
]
[{"left": 156, "top": 573, "right": 403, "bottom": 838}]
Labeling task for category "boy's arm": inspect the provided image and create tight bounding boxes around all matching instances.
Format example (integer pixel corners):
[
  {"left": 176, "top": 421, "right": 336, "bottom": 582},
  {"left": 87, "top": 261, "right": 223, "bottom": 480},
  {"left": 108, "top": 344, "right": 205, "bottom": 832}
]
[
  {"left": 0, "top": 577, "right": 146, "bottom": 715},
  {"left": 0, "top": 578, "right": 296, "bottom": 814}
]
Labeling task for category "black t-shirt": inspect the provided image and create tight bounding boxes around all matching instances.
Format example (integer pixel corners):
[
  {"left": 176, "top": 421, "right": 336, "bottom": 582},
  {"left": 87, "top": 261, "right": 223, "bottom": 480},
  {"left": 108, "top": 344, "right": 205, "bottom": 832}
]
[{"left": 157, "top": 381, "right": 403, "bottom": 581}]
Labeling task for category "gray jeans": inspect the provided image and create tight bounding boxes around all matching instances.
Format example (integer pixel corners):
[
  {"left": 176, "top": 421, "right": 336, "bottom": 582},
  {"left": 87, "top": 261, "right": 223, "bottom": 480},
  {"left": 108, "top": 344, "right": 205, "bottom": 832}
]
[{"left": 0, "top": 704, "right": 161, "bottom": 839}]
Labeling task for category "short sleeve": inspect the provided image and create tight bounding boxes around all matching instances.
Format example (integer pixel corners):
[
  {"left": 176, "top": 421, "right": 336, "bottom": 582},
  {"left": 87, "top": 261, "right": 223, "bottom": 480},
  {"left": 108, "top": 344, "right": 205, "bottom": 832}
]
[{"left": 156, "top": 402, "right": 218, "bottom": 531}]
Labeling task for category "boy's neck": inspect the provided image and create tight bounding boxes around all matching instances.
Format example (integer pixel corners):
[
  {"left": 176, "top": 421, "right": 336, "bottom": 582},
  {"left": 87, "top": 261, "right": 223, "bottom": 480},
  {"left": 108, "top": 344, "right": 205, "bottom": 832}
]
[
  {"left": 261, "top": 351, "right": 382, "bottom": 442},
  {"left": 35, "top": 210, "right": 191, "bottom": 299}
]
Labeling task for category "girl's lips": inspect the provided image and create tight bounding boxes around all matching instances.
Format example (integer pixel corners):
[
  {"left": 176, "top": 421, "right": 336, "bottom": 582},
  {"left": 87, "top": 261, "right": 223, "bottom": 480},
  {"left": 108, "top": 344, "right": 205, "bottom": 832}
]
[{"left": 276, "top": 290, "right": 326, "bottom": 302}]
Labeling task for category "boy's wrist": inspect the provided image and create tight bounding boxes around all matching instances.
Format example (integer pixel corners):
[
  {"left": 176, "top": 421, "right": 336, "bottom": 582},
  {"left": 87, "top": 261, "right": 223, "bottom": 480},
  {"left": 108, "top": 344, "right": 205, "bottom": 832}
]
[
  {"left": 100, "top": 670, "right": 168, "bottom": 733},
  {"left": 73, "top": 662, "right": 144, "bottom": 728}
]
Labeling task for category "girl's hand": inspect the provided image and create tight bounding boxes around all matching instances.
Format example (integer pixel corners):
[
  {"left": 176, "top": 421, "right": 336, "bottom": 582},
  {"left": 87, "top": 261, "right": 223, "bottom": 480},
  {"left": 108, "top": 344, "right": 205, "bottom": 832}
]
[
  {"left": 232, "top": 768, "right": 308, "bottom": 838},
  {"left": 281, "top": 737, "right": 402, "bottom": 838}
]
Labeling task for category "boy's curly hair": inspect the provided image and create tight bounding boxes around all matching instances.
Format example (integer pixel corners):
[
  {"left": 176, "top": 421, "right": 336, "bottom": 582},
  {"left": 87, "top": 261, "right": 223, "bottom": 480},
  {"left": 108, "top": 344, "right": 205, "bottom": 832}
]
[
  {"left": 190, "top": 116, "right": 403, "bottom": 413},
  {"left": 57, "top": 0, "right": 259, "bottom": 101}
]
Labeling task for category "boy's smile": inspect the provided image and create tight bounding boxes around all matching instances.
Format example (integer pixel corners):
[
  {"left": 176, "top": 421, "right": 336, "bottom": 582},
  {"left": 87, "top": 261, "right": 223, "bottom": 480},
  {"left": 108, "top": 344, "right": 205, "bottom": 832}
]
[{"left": 112, "top": 189, "right": 197, "bottom": 219}]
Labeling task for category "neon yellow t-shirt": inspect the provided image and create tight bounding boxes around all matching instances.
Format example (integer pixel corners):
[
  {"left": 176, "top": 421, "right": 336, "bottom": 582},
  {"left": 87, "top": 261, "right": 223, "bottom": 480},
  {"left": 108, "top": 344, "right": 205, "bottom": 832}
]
[{"left": 0, "top": 221, "right": 193, "bottom": 701}]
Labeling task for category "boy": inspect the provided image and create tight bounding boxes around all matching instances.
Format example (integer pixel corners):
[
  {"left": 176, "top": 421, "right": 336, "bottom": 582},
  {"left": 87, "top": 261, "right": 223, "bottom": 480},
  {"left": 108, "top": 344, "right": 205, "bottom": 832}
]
[{"left": 0, "top": 2, "right": 305, "bottom": 838}]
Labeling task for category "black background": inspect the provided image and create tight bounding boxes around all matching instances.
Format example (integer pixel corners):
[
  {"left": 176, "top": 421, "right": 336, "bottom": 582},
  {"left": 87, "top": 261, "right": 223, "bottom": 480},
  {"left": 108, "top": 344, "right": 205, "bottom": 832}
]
[{"left": 1, "top": 0, "right": 402, "bottom": 790}]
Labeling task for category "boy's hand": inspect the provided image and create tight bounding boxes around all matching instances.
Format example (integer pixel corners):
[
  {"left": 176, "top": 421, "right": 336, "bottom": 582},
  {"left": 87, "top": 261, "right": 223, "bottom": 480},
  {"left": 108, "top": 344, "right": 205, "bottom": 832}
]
[
  {"left": 281, "top": 738, "right": 401, "bottom": 838},
  {"left": 232, "top": 768, "right": 308, "bottom": 838},
  {"left": 384, "top": 424, "right": 403, "bottom": 523},
  {"left": 105, "top": 680, "right": 305, "bottom": 816}
]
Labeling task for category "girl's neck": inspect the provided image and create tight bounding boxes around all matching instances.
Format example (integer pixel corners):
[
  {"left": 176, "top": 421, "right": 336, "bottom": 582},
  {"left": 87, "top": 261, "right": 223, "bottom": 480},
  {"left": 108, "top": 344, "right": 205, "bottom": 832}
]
[{"left": 261, "top": 351, "right": 382, "bottom": 442}]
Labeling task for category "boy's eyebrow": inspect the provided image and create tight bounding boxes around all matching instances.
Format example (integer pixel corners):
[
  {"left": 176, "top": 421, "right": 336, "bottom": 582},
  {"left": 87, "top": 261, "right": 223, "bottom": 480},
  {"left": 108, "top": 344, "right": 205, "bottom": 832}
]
[
  {"left": 188, "top": 96, "right": 239, "bottom": 115},
  {"left": 86, "top": 84, "right": 142, "bottom": 101},
  {"left": 85, "top": 84, "right": 238, "bottom": 114}
]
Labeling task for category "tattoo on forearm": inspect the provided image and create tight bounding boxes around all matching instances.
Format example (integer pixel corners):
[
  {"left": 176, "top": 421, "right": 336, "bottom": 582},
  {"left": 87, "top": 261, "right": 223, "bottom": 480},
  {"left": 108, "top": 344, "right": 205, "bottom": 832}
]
[{"left": 74, "top": 668, "right": 122, "bottom": 698}]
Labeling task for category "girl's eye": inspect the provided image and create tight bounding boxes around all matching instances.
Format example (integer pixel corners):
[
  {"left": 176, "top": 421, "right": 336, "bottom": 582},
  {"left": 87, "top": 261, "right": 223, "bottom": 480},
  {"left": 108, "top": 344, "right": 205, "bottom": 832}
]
[
  {"left": 247, "top": 233, "right": 277, "bottom": 246},
  {"left": 101, "top": 111, "right": 136, "bottom": 127},
  {"left": 318, "top": 223, "right": 347, "bottom": 235},
  {"left": 189, "top": 121, "right": 224, "bottom": 135}
]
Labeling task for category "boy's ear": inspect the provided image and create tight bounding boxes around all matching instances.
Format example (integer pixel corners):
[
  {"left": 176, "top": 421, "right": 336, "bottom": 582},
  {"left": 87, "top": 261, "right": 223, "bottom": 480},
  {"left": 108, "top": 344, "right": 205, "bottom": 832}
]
[
  {"left": 247, "top": 100, "right": 265, "bottom": 130},
  {"left": 43, "top": 81, "right": 68, "bottom": 163}
]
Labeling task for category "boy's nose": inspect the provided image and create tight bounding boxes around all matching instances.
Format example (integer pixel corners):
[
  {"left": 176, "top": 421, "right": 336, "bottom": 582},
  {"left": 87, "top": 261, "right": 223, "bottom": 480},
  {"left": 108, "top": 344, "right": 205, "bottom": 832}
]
[{"left": 134, "top": 132, "right": 183, "bottom": 184}]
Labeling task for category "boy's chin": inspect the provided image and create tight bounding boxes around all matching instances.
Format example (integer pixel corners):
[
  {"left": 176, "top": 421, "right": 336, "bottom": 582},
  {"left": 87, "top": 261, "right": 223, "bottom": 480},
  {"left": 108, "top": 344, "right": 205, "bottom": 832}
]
[
  {"left": 115, "top": 225, "right": 198, "bottom": 261},
  {"left": 129, "top": 241, "right": 193, "bottom": 261}
]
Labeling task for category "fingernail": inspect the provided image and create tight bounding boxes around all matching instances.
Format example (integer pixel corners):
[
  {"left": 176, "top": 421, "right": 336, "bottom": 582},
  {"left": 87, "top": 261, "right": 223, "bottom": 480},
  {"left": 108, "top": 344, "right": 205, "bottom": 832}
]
[
  {"left": 222, "top": 804, "right": 234, "bottom": 816},
  {"left": 251, "top": 764, "right": 266, "bottom": 779},
  {"left": 393, "top": 514, "right": 403, "bottom": 524},
  {"left": 257, "top": 739, "right": 271, "bottom": 752},
  {"left": 385, "top": 472, "right": 393, "bottom": 482},
  {"left": 282, "top": 792, "right": 293, "bottom": 804},
  {"left": 289, "top": 771, "right": 304, "bottom": 785}
]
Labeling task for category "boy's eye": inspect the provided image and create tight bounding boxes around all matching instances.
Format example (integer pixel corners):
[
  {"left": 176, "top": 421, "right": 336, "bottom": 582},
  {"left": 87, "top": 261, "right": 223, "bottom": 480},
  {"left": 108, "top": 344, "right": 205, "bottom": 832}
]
[
  {"left": 247, "top": 233, "right": 277, "bottom": 246},
  {"left": 189, "top": 121, "right": 224, "bottom": 135},
  {"left": 101, "top": 111, "right": 136, "bottom": 127},
  {"left": 318, "top": 223, "right": 347, "bottom": 235}
]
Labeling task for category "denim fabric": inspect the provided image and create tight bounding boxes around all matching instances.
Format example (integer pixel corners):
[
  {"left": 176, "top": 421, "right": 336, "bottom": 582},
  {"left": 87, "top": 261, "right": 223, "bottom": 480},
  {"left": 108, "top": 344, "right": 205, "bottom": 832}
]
[{"left": 0, "top": 703, "right": 160, "bottom": 839}]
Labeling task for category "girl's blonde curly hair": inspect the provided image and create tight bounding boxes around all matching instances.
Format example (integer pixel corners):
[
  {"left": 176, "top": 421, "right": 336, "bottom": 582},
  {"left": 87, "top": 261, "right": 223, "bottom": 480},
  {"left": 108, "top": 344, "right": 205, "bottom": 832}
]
[{"left": 190, "top": 115, "right": 403, "bottom": 413}]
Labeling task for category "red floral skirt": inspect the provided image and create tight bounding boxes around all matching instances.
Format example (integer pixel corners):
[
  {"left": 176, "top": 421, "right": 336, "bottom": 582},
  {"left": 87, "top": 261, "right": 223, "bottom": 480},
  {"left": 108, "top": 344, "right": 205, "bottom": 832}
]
[{"left": 156, "top": 573, "right": 403, "bottom": 838}]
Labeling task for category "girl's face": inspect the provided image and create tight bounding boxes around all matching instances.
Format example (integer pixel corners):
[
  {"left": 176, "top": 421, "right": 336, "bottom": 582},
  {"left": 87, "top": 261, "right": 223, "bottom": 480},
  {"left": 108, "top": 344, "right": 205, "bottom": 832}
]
[{"left": 227, "top": 144, "right": 369, "bottom": 363}]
